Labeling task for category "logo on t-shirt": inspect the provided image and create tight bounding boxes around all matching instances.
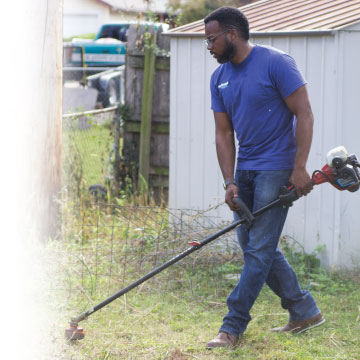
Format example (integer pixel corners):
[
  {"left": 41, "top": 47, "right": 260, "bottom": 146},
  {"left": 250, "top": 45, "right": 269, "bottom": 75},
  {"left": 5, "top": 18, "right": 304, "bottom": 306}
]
[{"left": 218, "top": 81, "right": 229, "bottom": 89}]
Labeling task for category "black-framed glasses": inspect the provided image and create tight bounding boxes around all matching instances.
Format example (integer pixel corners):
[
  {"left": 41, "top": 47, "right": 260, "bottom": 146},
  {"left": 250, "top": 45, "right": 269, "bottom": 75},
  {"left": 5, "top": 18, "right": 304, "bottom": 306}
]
[{"left": 204, "top": 30, "right": 228, "bottom": 46}]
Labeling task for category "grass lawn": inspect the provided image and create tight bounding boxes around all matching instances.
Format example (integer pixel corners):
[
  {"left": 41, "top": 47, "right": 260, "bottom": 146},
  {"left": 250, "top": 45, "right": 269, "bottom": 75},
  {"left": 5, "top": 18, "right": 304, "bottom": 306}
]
[
  {"left": 63, "top": 122, "right": 114, "bottom": 188},
  {"left": 48, "top": 263, "right": 359, "bottom": 359}
]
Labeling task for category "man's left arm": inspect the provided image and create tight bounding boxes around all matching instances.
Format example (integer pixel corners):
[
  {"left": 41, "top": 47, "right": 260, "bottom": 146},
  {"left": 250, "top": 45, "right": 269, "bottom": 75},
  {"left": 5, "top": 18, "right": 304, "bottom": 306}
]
[{"left": 285, "top": 84, "right": 314, "bottom": 197}]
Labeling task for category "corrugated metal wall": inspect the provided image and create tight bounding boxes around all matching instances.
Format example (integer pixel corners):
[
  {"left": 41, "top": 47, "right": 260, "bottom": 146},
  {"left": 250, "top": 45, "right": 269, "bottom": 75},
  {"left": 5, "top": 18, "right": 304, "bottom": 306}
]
[
  {"left": 169, "top": 37, "right": 225, "bottom": 217},
  {"left": 335, "top": 26, "right": 360, "bottom": 267},
  {"left": 254, "top": 34, "right": 342, "bottom": 267},
  {"left": 169, "top": 28, "right": 360, "bottom": 268}
]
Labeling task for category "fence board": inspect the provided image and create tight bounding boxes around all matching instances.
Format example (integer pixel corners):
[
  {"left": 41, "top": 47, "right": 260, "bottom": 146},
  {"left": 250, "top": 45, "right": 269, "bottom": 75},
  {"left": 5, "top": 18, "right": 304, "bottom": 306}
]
[{"left": 123, "top": 24, "right": 170, "bottom": 201}]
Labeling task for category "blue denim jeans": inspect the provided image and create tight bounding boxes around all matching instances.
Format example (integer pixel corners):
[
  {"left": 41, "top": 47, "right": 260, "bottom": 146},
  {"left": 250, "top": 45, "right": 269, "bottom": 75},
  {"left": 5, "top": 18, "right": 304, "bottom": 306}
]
[{"left": 219, "top": 169, "right": 320, "bottom": 337}]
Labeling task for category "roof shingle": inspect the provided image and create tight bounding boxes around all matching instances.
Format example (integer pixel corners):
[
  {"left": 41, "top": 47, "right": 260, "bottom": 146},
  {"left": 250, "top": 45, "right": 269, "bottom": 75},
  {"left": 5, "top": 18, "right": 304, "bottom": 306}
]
[{"left": 167, "top": 0, "right": 360, "bottom": 34}]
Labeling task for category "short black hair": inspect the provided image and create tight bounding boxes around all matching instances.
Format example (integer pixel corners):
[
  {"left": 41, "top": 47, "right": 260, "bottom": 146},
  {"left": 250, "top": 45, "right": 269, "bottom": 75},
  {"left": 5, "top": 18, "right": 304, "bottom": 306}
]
[{"left": 204, "top": 6, "right": 250, "bottom": 41}]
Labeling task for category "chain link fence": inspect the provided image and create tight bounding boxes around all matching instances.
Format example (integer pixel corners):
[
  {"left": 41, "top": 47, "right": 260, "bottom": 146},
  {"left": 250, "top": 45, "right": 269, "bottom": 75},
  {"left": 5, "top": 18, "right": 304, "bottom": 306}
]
[
  {"left": 62, "top": 62, "right": 128, "bottom": 201},
  {"left": 62, "top": 107, "right": 118, "bottom": 200},
  {"left": 60, "top": 63, "right": 242, "bottom": 317},
  {"left": 46, "top": 201, "right": 241, "bottom": 314}
]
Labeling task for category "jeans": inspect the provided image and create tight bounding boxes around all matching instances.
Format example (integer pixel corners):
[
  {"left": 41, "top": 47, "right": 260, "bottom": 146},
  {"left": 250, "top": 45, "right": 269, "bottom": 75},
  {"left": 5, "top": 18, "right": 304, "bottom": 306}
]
[{"left": 219, "top": 169, "right": 320, "bottom": 337}]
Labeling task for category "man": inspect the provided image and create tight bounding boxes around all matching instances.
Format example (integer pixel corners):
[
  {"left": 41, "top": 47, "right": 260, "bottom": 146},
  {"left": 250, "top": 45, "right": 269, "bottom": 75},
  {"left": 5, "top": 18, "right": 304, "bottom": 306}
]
[{"left": 204, "top": 7, "right": 325, "bottom": 349}]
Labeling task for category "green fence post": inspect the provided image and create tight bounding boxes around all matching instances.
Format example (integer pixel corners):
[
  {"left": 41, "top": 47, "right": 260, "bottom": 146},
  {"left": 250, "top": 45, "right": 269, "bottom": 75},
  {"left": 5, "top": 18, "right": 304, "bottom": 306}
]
[
  {"left": 138, "top": 32, "right": 157, "bottom": 193},
  {"left": 113, "top": 105, "right": 121, "bottom": 198}
]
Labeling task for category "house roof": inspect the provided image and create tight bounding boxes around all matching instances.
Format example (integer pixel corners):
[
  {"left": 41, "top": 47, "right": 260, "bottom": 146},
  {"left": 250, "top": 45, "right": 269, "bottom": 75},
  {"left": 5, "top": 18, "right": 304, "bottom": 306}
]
[
  {"left": 98, "top": 0, "right": 168, "bottom": 14},
  {"left": 166, "top": 0, "right": 360, "bottom": 36}
]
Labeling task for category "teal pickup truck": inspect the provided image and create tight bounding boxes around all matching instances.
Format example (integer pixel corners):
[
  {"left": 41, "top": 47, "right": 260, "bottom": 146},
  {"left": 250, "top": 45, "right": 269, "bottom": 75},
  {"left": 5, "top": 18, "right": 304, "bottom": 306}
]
[
  {"left": 65, "top": 22, "right": 168, "bottom": 68},
  {"left": 64, "top": 22, "right": 168, "bottom": 107}
]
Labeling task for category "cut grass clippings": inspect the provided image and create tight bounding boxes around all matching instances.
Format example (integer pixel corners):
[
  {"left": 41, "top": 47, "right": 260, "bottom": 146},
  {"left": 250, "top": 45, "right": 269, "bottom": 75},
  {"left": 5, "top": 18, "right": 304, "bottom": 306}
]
[{"left": 47, "top": 267, "right": 360, "bottom": 359}]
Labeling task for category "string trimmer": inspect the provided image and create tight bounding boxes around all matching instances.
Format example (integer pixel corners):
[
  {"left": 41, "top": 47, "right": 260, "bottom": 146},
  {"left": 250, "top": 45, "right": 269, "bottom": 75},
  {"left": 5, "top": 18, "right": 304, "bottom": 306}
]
[{"left": 65, "top": 146, "right": 359, "bottom": 340}]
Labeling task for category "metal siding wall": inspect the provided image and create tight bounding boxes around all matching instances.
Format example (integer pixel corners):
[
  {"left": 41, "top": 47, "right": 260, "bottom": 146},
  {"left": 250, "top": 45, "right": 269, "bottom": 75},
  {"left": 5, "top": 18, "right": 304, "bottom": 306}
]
[
  {"left": 253, "top": 36, "right": 309, "bottom": 246},
  {"left": 253, "top": 35, "right": 343, "bottom": 267},
  {"left": 203, "top": 40, "right": 233, "bottom": 219},
  {"left": 170, "top": 38, "right": 192, "bottom": 209},
  {"left": 169, "top": 32, "right": 360, "bottom": 267},
  {"left": 189, "top": 39, "right": 206, "bottom": 208},
  {"left": 304, "top": 36, "right": 340, "bottom": 266},
  {"left": 169, "top": 38, "right": 178, "bottom": 209},
  {"left": 316, "top": 36, "right": 340, "bottom": 267},
  {"left": 298, "top": 37, "right": 322, "bottom": 253},
  {"left": 276, "top": 37, "right": 308, "bottom": 246},
  {"left": 170, "top": 38, "right": 220, "bottom": 210},
  {"left": 170, "top": 37, "right": 233, "bottom": 221},
  {"left": 338, "top": 30, "right": 360, "bottom": 267}
]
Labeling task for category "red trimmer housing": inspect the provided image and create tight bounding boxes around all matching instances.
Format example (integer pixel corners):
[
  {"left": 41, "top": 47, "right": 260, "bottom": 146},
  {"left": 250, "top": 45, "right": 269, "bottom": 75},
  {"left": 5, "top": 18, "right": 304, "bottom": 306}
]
[
  {"left": 312, "top": 163, "right": 341, "bottom": 188},
  {"left": 312, "top": 147, "right": 360, "bottom": 192}
]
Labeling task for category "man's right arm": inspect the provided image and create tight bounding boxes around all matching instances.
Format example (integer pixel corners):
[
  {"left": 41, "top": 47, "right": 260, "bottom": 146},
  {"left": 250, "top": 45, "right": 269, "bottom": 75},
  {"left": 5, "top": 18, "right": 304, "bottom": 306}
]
[{"left": 214, "top": 111, "right": 239, "bottom": 211}]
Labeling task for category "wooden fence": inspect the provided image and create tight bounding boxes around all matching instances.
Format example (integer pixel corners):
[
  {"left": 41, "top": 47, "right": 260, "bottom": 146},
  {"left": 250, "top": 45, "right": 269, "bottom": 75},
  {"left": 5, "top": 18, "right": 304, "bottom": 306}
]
[{"left": 122, "top": 24, "right": 170, "bottom": 202}]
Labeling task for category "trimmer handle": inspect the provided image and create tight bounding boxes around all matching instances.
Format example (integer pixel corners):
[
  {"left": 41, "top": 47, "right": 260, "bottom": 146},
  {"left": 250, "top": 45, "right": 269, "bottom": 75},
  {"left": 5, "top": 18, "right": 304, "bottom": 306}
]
[
  {"left": 232, "top": 197, "right": 256, "bottom": 228},
  {"left": 278, "top": 185, "right": 299, "bottom": 206}
]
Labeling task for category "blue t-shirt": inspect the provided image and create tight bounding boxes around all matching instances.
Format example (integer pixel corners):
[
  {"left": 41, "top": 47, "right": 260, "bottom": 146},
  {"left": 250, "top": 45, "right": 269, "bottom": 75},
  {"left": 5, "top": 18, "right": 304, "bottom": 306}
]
[{"left": 210, "top": 44, "right": 306, "bottom": 170}]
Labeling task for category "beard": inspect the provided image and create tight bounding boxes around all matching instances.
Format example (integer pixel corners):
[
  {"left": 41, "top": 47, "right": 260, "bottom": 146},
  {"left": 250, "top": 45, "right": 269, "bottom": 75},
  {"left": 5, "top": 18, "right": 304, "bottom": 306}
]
[{"left": 216, "top": 39, "right": 236, "bottom": 64}]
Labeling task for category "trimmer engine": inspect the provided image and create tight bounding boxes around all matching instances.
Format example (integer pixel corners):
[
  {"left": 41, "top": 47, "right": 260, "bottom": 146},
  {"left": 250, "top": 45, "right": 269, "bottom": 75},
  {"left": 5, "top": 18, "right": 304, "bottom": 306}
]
[{"left": 312, "top": 146, "right": 360, "bottom": 192}]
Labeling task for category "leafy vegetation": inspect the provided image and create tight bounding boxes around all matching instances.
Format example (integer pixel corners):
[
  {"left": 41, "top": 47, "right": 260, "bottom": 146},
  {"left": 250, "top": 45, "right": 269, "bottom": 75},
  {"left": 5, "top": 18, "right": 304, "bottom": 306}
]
[{"left": 168, "top": 0, "right": 255, "bottom": 26}]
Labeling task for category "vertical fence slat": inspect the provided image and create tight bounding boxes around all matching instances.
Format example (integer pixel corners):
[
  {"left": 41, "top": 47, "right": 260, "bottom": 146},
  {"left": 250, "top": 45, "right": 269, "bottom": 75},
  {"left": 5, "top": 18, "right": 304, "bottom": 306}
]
[
  {"left": 139, "top": 33, "right": 157, "bottom": 190},
  {"left": 124, "top": 25, "right": 170, "bottom": 202}
]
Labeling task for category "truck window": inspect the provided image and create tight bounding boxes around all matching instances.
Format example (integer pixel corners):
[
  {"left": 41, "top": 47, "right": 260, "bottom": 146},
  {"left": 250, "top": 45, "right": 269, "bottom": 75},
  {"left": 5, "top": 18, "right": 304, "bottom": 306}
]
[{"left": 98, "top": 25, "right": 130, "bottom": 42}]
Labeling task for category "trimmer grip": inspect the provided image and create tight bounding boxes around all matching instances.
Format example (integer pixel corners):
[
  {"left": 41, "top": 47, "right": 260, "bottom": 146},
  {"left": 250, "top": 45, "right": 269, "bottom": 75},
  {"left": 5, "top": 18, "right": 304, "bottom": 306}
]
[
  {"left": 278, "top": 185, "right": 299, "bottom": 206},
  {"left": 232, "top": 197, "right": 255, "bottom": 227}
]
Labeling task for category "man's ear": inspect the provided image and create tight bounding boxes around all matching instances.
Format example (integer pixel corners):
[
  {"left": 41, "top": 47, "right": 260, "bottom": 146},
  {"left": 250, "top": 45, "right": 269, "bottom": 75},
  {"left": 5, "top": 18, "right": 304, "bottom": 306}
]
[{"left": 228, "top": 28, "right": 238, "bottom": 41}]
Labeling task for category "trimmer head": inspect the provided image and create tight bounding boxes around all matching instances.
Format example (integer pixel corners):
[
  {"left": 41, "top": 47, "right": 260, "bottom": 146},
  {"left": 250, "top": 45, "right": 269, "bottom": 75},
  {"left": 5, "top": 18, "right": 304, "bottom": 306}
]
[{"left": 65, "top": 319, "right": 85, "bottom": 341}]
